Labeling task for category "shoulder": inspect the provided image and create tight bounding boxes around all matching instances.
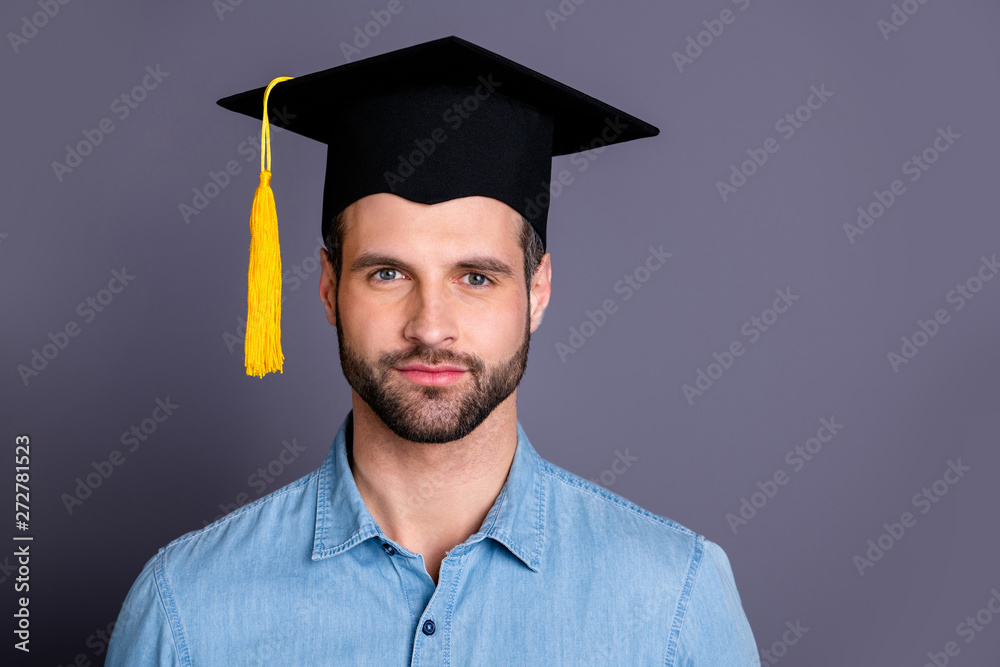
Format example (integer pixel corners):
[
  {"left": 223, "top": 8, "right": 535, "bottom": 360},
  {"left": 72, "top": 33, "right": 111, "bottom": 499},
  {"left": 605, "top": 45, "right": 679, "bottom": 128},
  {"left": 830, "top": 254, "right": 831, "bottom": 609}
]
[
  {"left": 129, "top": 467, "right": 321, "bottom": 601},
  {"left": 535, "top": 455, "right": 759, "bottom": 665},
  {"left": 161, "top": 467, "right": 320, "bottom": 568},
  {"left": 536, "top": 453, "right": 701, "bottom": 550},
  {"left": 107, "top": 468, "right": 323, "bottom": 664},
  {"left": 535, "top": 452, "right": 709, "bottom": 594},
  {"left": 672, "top": 537, "right": 760, "bottom": 665}
]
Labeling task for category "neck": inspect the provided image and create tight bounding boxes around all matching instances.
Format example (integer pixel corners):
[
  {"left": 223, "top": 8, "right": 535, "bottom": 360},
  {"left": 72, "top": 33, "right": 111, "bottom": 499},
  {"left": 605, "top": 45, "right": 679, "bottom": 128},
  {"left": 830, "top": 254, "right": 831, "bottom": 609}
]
[{"left": 347, "top": 391, "right": 519, "bottom": 563}]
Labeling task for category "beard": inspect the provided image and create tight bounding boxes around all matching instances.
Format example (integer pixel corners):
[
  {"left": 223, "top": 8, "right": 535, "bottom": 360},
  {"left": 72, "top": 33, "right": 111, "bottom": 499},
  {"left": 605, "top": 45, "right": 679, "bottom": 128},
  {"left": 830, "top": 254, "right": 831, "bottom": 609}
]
[{"left": 335, "top": 296, "right": 531, "bottom": 444}]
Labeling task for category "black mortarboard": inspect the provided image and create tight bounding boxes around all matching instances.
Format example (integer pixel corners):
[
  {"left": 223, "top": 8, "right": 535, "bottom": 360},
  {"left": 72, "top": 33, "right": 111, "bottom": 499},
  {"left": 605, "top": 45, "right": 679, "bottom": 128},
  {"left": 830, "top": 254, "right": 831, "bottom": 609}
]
[{"left": 216, "top": 35, "right": 659, "bottom": 378}]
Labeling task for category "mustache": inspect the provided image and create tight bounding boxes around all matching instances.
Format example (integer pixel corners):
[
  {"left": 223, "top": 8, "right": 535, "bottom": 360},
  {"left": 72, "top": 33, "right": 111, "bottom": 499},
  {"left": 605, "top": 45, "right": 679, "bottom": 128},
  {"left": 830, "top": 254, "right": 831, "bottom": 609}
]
[{"left": 379, "top": 347, "right": 485, "bottom": 374}]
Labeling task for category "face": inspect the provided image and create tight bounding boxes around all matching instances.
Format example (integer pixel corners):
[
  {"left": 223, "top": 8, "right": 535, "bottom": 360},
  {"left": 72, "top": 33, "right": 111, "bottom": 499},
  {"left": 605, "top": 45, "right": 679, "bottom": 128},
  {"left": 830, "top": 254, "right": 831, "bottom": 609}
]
[{"left": 320, "top": 194, "right": 551, "bottom": 444}]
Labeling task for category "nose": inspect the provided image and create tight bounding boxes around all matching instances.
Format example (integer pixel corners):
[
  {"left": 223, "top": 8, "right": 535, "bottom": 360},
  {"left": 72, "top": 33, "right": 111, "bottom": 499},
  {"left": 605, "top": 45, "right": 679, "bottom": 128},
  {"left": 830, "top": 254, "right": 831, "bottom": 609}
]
[{"left": 402, "top": 280, "right": 459, "bottom": 349}]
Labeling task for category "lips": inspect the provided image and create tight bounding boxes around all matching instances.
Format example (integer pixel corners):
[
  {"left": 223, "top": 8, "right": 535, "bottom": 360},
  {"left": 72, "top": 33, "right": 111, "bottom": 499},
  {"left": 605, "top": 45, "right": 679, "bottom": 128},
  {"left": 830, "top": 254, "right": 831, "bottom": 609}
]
[
  {"left": 397, "top": 364, "right": 466, "bottom": 373},
  {"left": 396, "top": 364, "right": 468, "bottom": 386}
]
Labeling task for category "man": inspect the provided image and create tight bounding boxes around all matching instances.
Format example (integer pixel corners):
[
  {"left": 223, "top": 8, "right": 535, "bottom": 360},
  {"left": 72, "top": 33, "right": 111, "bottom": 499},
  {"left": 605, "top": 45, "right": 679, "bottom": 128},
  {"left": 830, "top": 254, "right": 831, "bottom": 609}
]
[{"left": 107, "top": 36, "right": 759, "bottom": 665}]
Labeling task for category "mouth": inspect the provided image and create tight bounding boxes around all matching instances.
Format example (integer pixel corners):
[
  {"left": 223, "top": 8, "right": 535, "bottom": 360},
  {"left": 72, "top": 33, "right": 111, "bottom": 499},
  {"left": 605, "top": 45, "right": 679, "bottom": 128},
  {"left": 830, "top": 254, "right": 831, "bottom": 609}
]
[{"left": 395, "top": 364, "right": 468, "bottom": 386}]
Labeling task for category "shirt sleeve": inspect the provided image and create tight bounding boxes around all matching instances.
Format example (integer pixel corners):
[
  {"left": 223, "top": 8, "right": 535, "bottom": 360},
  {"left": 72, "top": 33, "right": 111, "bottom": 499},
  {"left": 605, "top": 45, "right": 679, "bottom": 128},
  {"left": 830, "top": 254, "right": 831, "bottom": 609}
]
[
  {"left": 672, "top": 538, "right": 760, "bottom": 666},
  {"left": 105, "top": 552, "right": 184, "bottom": 666}
]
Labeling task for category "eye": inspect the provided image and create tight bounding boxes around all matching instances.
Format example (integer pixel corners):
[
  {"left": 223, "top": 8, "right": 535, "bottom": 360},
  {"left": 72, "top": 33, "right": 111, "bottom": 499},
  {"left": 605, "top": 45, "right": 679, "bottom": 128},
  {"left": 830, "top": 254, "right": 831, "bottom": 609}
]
[
  {"left": 371, "top": 268, "right": 405, "bottom": 283},
  {"left": 463, "top": 273, "right": 492, "bottom": 289}
]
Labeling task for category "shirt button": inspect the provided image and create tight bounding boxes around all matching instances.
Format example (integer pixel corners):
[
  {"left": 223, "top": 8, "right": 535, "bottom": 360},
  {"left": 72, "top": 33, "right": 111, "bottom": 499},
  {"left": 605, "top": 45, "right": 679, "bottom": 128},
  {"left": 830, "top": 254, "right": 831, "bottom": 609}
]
[
  {"left": 381, "top": 542, "right": 396, "bottom": 556},
  {"left": 422, "top": 619, "right": 436, "bottom": 635}
]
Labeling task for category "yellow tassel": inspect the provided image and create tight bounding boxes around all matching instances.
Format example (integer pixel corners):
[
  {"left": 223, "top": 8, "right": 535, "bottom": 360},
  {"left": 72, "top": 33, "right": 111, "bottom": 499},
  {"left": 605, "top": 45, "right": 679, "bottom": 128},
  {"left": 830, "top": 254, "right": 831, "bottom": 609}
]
[{"left": 245, "top": 76, "right": 294, "bottom": 378}]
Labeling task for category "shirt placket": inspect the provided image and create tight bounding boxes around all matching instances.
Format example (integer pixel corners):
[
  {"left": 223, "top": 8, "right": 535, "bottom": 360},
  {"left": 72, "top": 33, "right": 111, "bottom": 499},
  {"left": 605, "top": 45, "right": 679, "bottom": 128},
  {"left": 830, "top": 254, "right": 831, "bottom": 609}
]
[{"left": 379, "top": 540, "right": 466, "bottom": 667}]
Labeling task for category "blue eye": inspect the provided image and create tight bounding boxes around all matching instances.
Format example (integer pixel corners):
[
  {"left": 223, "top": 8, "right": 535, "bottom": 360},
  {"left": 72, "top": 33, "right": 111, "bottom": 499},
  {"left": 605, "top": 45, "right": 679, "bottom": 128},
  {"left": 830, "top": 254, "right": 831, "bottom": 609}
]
[
  {"left": 369, "top": 269, "right": 492, "bottom": 288},
  {"left": 464, "top": 273, "right": 492, "bottom": 288}
]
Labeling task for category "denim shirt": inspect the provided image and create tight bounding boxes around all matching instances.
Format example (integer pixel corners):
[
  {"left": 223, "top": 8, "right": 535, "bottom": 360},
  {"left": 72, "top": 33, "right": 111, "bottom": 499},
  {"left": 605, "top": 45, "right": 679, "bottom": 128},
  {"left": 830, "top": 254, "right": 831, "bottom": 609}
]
[{"left": 106, "top": 411, "right": 760, "bottom": 666}]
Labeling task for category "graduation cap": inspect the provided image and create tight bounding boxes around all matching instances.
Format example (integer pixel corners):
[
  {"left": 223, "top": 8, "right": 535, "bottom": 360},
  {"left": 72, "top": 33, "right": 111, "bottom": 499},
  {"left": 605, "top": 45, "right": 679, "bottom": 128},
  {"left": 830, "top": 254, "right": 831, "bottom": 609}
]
[{"left": 216, "top": 35, "right": 659, "bottom": 378}]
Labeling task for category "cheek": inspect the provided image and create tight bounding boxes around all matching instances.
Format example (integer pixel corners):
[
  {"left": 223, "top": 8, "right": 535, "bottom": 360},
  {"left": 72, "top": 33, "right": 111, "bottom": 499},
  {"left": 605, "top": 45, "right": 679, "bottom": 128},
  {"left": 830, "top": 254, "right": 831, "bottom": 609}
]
[
  {"left": 465, "top": 295, "right": 527, "bottom": 356},
  {"left": 338, "top": 289, "right": 399, "bottom": 349}
]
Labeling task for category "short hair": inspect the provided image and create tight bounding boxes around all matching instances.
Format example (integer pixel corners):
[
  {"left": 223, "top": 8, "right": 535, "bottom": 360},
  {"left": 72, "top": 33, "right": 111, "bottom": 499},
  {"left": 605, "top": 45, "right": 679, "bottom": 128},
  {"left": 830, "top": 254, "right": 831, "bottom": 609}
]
[{"left": 323, "top": 208, "right": 546, "bottom": 291}]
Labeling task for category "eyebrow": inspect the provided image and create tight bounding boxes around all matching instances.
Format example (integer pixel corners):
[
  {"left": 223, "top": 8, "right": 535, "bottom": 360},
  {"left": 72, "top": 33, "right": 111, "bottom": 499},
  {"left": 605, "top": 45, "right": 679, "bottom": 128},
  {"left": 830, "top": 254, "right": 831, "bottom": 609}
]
[{"left": 350, "top": 252, "right": 517, "bottom": 281}]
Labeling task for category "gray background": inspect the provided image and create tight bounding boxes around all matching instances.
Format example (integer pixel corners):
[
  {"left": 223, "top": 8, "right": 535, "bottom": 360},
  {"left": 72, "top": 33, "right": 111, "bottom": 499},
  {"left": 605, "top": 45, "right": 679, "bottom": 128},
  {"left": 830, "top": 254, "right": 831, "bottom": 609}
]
[{"left": 3, "top": 0, "right": 999, "bottom": 664}]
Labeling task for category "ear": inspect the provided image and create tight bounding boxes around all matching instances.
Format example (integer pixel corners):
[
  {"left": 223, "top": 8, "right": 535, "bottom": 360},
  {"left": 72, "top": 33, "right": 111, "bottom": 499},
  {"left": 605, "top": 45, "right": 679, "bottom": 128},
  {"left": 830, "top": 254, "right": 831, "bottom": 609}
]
[
  {"left": 319, "top": 248, "right": 338, "bottom": 327},
  {"left": 528, "top": 252, "right": 552, "bottom": 333}
]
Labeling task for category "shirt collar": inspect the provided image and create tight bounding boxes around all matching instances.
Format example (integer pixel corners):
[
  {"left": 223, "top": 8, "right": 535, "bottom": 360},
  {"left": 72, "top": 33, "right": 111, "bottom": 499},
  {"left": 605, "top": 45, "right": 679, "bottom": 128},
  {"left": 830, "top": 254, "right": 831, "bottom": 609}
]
[{"left": 312, "top": 410, "right": 546, "bottom": 573}]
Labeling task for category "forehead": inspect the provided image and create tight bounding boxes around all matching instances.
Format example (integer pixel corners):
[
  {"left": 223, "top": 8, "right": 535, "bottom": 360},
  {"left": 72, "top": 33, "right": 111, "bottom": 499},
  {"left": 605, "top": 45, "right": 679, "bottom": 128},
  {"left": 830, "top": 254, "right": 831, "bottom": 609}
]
[{"left": 342, "top": 194, "right": 522, "bottom": 257}]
